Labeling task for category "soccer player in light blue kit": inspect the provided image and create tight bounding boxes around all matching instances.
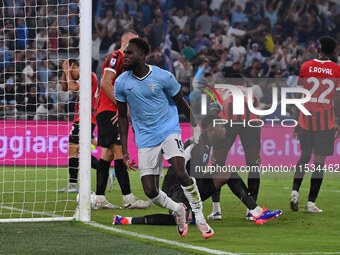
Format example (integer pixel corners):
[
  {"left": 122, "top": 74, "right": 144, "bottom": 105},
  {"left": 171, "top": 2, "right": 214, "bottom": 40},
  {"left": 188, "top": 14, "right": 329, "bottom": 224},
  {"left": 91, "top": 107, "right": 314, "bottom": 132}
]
[{"left": 114, "top": 38, "right": 214, "bottom": 239}]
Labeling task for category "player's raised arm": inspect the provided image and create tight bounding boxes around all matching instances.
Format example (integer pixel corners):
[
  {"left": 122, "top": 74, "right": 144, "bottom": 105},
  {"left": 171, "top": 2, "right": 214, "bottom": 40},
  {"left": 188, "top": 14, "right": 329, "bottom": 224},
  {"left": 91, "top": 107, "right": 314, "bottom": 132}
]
[{"left": 172, "top": 91, "right": 201, "bottom": 144}]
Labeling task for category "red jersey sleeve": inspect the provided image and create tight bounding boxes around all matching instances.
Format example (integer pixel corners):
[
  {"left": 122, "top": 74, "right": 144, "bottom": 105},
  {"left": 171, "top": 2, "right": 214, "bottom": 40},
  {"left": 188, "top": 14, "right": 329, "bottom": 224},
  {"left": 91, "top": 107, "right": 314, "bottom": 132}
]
[
  {"left": 103, "top": 51, "right": 124, "bottom": 74},
  {"left": 91, "top": 72, "right": 98, "bottom": 124}
]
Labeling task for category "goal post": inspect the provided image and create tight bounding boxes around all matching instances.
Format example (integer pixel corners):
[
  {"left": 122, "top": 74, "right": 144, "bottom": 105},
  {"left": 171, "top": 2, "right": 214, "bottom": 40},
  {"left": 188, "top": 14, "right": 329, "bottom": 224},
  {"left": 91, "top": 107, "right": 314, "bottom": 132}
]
[
  {"left": 0, "top": 0, "right": 92, "bottom": 222},
  {"left": 78, "top": 0, "right": 92, "bottom": 222}
]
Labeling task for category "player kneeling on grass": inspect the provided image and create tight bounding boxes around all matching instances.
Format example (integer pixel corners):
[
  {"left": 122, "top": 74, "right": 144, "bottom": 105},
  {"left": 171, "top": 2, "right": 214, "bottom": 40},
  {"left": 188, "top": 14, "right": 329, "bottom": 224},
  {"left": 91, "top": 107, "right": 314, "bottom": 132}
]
[{"left": 113, "top": 115, "right": 282, "bottom": 227}]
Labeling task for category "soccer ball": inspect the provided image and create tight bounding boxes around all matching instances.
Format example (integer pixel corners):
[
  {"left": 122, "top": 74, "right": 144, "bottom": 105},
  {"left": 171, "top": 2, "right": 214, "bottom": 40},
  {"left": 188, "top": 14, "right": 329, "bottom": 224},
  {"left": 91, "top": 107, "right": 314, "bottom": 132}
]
[{"left": 76, "top": 191, "right": 97, "bottom": 209}]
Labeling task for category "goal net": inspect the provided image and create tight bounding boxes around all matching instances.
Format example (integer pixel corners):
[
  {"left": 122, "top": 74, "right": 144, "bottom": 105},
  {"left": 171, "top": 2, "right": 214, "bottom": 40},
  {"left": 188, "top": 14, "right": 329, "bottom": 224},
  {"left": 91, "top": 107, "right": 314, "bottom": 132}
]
[{"left": 0, "top": 0, "right": 92, "bottom": 222}]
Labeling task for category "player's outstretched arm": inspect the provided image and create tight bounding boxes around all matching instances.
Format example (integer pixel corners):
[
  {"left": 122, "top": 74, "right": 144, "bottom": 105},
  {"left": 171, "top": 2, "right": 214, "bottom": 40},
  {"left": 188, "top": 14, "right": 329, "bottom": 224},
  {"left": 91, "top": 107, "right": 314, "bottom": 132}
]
[
  {"left": 335, "top": 90, "right": 340, "bottom": 138},
  {"left": 117, "top": 101, "right": 136, "bottom": 171},
  {"left": 172, "top": 91, "right": 201, "bottom": 144}
]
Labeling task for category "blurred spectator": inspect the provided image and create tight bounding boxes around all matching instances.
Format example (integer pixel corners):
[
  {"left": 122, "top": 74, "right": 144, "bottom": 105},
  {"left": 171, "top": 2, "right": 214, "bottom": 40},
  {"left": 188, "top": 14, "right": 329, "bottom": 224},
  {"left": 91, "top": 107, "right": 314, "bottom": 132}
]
[
  {"left": 48, "top": 80, "right": 58, "bottom": 104},
  {"left": 100, "top": 10, "right": 116, "bottom": 50},
  {"left": 139, "top": 0, "right": 153, "bottom": 25},
  {"left": 92, "top": 24, "right": 105, "bottom": 73},
  {"left": 16, "top": 18, "right": 28, "bottom": 49},
  {"left": 38, "top": 59, "right": 52, "bottom": 84},
  {"left": 231, "top": 5, "right": 248, "bottom": 26},
  {"left": 181, "top": 40, "right": 196, "bottom": 61},
  {"left": 269, "top": 45, "right": 287, "bottom": 71},
  {"left": 171, "top": 9, "right": 188, "bottom": 30},
  {"left": 263, "top": 0, "right": 283, "bottom": 29},
  {"left": 177, "top": 24, "right": 191, "bottom": 50},
  {"left": 0, "top": 40, "right": 10, "bottom": 71},
  {"left": 35, "top": 29, "right": 48, "bottom": 49},
  {"left": 147, "top": 50, "right": 165, "bottom": 69},
  {"left": 210, "top": 28, "right": 232, "bottom": 50},
  {"left": 115, "top": 0, "right": 126, "bottom": 16},
  {"left": 150, "top": 16, "right": 164, "bottom": 51},
  {"left": 35, "top": 97, "right": 48, "bottom": 120},
  {"left": 209, "top": 0, "right": 225, "bottom": 11},
  {"left": 22, "top": 58, "right": 36, "bottom": 84},
  {"left": 168, "top": 25, "right": 181, "bottom": 52},
  {"left": 134, "top": 12, "right": 146, "bottom": 35},
  {"left": 195, "top": 9, "right": 212, "bottom": 36},
  {"left": 247, "top": 4, "right": 262, "bottom": 30},
  {"left": 245, "top": 41, "right": 265, "bottom": 68},
  {"left": 127, "top": 0, "right": 138, "bottom": 17},
  {"left": 193, "top": 31, "right": 211, "bottom": 54},
  {"left": 229, "top": 37, "right": 246, "bottom": 64},
  {"left": 301, "top": 41, "right": 318, "bottom": 63},
  {"left": 174, "top": 54, "right": 193, "bottom": 96},
  {"left": 119, "top": 13, "right": 134, "bottom": 31}
]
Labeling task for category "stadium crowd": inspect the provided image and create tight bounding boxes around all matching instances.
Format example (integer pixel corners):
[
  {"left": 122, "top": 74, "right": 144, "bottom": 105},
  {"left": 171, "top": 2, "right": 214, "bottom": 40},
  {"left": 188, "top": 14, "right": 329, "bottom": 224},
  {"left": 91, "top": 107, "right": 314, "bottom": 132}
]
[{"left": 1, "top": 0, "right": 340, "bottom": 120}]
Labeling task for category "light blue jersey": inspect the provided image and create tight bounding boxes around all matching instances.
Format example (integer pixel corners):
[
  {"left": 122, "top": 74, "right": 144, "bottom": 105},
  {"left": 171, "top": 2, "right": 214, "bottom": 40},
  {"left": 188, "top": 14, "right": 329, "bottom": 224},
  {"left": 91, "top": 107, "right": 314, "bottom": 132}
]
[{"left": 114, "top": 65, "right": 182, "bottom": 149}]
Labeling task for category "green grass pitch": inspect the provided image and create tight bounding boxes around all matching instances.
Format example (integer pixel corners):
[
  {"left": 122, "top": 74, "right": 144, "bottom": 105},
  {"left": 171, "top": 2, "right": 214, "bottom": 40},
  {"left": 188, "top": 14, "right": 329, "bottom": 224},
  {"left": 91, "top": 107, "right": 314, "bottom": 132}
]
[{"left": 1, "top": 166, "right": 340, "bottom": 254}]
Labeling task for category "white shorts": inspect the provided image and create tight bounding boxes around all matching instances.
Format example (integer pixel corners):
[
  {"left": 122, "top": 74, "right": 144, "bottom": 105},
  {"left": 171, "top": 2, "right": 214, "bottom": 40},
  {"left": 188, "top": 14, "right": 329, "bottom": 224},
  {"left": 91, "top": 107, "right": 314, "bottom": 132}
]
[{"left": 138, "top": 133, "right": 184, "bottom": 177}]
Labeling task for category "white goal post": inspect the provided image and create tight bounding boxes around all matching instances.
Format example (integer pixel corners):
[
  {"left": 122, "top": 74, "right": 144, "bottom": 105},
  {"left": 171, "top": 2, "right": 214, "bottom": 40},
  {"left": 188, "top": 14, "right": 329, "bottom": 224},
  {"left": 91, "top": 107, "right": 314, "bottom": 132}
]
[{"left": 0, "top": 0, "right": 92, "bottom": 222}]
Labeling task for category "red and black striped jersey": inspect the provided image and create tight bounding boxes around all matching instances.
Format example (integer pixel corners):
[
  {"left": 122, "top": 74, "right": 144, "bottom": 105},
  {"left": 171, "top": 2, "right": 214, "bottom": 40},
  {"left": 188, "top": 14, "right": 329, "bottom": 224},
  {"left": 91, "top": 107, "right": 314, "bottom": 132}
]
[
  {"left": 74, "top": 72, "right": 98, "bottom": 124},
  {"left": 216, "top": 85, "right": 259, "bottom": 122},
  {"left": 97, "top": 50, "right": 124, "bottom": 114},
  {"left": 298, "top": 59, "right": 340, "bottom": 131}
]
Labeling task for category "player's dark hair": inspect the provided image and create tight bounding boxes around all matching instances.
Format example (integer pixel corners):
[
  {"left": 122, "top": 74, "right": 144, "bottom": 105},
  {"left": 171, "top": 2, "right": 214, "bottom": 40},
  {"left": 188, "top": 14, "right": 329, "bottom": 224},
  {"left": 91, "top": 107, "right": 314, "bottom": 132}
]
[
  {"left": 319, "top": 36, "right": 337, "bottom": 55},
  {"left": 129, "top": 38, "right": 150, "bottom": 56},
  {"left": 68, "top": 58, "right": 79, "bottom": 67},
  {"left": 201, "top": 115, "right": 221, "bottom": 130}
]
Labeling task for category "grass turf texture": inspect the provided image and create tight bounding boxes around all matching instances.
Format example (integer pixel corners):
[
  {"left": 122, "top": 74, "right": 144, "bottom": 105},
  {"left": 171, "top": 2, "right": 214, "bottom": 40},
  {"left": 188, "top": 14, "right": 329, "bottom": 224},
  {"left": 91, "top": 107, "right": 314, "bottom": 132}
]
[
  {"left": 1, "top": 166, "right": 340, "bottom": 254},
  {"left": 0, "top": 221, "right": 192, "bottom": 255}
]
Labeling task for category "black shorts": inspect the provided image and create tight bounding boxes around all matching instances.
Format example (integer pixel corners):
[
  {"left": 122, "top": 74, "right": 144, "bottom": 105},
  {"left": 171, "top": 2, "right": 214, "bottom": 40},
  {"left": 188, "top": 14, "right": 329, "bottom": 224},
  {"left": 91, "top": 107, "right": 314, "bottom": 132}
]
[
  {"left": 69, "top": 122, "right": 79, "bottom": 144},
  {"left": 298, "top": 127, "right": 335, "bottom": 156},
  {"left": 91, "top": 123, "right": 96, "bottom": 139},
  {"left": 214, "top": 124, "right": 261, "bottom": 150},
  {"left": 96, "top": 111, "right": 121, "bottom": 148},
  {"left": 69, "top": 122, "right": 97, "bottom": 144}
]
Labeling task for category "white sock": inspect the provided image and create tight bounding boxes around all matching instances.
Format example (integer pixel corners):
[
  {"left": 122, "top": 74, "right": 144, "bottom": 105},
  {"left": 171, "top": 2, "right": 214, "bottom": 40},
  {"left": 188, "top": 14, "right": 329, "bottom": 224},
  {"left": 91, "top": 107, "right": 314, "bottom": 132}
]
[
  {"left": 123, "top": 193, "right": 134, "bottom": 202},
  {"left": 96, "top": 195, "right": 106, "bottom": 203},
  {"left": 250, "top": 206, "right": 263, "bottom": 217},
  {"left": 182, "top": 178, "right": 205, "bottom": 223},
  {"left": 126, "top": 217, "right": 132, "bottom": 224},
  {"left": 150, "top": 190, "right": 182, "bottom": 214},
  {"left": 213, "top": 202, "right": 221, "bottom": 213}
]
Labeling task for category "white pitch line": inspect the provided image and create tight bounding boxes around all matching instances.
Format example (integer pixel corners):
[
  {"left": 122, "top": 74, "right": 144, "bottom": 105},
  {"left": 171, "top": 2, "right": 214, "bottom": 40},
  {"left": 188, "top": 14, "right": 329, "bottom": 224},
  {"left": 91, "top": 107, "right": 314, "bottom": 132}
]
[
  {"left": 269, "top": 187, "right": 340, "bottom": 193},
  {"left": 1, "top": 205, "right": 59, "bottom": 217},
  {"left": 0, "top": 205, "right": 73, "bottom": 222},
  {"left": 85, "top": 221, "right": 238, "bottom": 255},
  {"left": 240, "top": 253, "right": 340, "bottom": 255}
]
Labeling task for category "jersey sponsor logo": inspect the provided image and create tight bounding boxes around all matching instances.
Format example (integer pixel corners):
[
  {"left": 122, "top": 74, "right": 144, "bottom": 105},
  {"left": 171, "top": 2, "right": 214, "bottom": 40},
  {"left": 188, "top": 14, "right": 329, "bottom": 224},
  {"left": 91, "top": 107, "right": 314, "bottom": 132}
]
[{"left": 308, "top": 66, "right": 333, "bottom": 75}]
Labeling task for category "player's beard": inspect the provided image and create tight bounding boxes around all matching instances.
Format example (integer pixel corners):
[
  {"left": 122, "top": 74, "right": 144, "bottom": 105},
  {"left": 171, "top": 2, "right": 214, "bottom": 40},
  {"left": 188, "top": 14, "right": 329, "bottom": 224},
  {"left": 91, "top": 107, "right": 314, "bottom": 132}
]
[{"left": 124, "top": 62, "right": 136, "bottom": 71}]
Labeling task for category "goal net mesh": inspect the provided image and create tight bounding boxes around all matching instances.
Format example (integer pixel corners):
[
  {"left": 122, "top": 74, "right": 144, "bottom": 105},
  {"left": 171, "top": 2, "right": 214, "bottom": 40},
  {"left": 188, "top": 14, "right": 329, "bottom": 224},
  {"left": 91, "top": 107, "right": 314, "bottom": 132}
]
[{"left": 0, "top": 0, "right": 81, "bottom": 221}]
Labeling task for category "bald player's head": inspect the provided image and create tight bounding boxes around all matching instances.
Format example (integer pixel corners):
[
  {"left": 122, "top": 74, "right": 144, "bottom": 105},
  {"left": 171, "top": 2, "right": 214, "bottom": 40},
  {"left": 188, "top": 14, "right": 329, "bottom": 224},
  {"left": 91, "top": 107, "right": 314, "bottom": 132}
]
[{"left": 121, "top": 30, "right": 138, "bottom": 50}]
